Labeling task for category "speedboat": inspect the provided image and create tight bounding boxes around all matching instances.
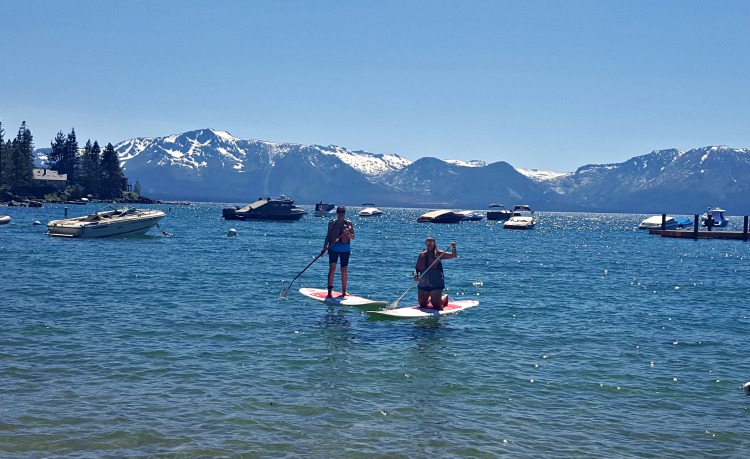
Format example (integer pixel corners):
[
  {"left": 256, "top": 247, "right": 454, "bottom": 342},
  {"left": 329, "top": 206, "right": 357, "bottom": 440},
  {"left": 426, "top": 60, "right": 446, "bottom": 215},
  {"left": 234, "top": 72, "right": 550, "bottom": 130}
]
[
  {"left": 701, "top": 207, "right": 729, "bottom": 228},
  {"left": 417, "top": 209, "right": 463, "bottom": 224},
  {"left": 457, "top": 210, "right": 484, "bottom": 221},
  {"left": 222, "top": 196, "right": 305, "bottom": 221},
  {"left": 486, "top": 203, "right": 512, "bottom": 221},
  {"left": 47, "top": 206, "right": 166, "bottom": 238},
  {"left": 503, "top": 205, "right": 536, "bottom": 230},
  {"left": 358, "top": 204, "right": 383, "bottom": 217},
  {"left": 313, "top": 201, "right": 336, "bottom": 217},
  {"left": 638, "top": 215, "right": 694, "bottom": 230}
]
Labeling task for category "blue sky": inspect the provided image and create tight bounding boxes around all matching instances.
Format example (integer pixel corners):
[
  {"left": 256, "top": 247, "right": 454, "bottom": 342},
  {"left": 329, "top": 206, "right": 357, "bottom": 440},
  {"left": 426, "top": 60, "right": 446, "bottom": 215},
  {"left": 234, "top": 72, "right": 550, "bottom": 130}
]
[{"left": 2, "top": 0, "right": 749, "bottom": 171}]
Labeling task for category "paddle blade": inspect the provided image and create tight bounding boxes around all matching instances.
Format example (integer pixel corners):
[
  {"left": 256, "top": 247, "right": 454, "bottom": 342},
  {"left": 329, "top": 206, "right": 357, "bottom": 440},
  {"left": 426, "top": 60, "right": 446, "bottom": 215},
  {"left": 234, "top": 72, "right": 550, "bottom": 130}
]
[{"left": 279, "top": 287, "right": 290, "bottom": 299}]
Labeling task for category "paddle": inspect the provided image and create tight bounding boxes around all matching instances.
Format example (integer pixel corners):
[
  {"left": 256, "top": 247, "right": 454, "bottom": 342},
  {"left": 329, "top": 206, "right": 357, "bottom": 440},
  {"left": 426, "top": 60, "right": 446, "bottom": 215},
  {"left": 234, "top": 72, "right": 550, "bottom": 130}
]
[
  {"left": 388, "top": 249, "right": 447, "bottom": 309},
  {"left": 279, "top": 230, "right": 347, "bottom": 299}
]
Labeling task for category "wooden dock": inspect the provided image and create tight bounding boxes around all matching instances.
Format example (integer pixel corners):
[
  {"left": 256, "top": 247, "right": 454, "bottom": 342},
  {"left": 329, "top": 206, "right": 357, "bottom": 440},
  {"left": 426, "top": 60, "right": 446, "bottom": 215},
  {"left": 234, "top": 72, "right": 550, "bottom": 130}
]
[
  {"left": 648, "top": 214, "right": 750, "bottom": 241},
  {"left": 649, "top": 229, "right": 750, "bottom": 240}
]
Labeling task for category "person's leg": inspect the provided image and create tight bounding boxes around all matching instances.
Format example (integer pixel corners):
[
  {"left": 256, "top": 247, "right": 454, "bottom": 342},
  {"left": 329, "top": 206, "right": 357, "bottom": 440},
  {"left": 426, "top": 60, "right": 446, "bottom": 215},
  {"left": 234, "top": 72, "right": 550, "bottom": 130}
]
[
  {"left": 339, "top": 252, "right": 350, "bottom": 296},
  {"left": 418, "top": 289, "right": 430, "bottom": 307},
  {"left": 327, "top": 251, "right": 340, "bottom": 297},
  {"left": 430, "top": 289, "right": 444, "bottom": 309},
  {"left": 340, "top": 267, "right": 348, "bottom": 296}
]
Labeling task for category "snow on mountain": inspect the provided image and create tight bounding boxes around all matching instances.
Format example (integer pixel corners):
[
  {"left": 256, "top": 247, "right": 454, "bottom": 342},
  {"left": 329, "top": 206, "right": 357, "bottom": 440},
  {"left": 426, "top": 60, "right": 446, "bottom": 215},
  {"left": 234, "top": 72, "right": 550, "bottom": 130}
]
[
  {"left": 313, "top": 145, "right": 412, "bottom": 176},
  {"left": 516, "top": 167, "right": 571, "bottom": 181},
  {"left": 445, "top": 159, "right": 486, "bottom": 167}
]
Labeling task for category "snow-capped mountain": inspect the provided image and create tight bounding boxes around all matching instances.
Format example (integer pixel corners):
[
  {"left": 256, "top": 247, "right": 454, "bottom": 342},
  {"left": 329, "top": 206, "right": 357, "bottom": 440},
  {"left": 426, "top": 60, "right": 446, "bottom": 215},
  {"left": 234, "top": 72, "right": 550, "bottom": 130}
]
[{"left": 94, "top": 128, "right": 750, "bottom": 213}]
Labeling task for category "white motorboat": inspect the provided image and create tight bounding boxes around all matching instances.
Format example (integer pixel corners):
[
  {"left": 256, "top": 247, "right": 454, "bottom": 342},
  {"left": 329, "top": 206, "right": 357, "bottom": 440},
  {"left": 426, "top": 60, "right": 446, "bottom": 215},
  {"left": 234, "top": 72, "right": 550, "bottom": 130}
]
[
  {"left": 638, "top": 215, "right": 693, "bottom": 230},
  {"left": 358, "top": 204, "right": 383, "bottom": 217},
  {"left": 486, "top": 203, "right": 511, "bottom": 221},
  {"left": 503, "top": 205, "right": 536, "bottom": 230},
  {"left": 0, "top": 215, "right": 11, "bottom": 225},
  {"left": 47, "top": 206, "right": 166, "bottom": 238}
]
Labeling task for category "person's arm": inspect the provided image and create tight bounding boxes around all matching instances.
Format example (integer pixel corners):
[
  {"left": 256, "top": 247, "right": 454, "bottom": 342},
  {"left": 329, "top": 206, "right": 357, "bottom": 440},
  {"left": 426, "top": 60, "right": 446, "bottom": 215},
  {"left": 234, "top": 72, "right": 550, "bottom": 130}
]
[
  {"left": 413, "top": 252, "right": 424, "bottom": 280},
  {"left": 441, "top": 242, "right": 458, "bottom": 260},
  {"left": 321, "top": 220, "right": 333, "bottom": 254},
  {"left": 345, "top": 220, "right": 355, "bottom": 240}
]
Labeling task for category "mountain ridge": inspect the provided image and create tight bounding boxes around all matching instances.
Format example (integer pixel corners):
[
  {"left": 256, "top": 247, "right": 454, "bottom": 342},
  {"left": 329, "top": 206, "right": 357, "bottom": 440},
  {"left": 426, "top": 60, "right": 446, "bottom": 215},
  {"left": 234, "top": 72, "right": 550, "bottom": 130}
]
[{"left": 37, "top": 128, "right": 750, "bottom": 214}]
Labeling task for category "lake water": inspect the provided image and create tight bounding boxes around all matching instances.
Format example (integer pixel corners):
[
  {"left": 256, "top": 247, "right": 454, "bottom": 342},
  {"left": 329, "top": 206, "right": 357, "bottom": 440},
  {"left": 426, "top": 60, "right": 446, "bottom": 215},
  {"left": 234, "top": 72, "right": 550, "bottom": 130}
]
[{"left": 2, "top": 203, "right": 750, "bottom": 458}]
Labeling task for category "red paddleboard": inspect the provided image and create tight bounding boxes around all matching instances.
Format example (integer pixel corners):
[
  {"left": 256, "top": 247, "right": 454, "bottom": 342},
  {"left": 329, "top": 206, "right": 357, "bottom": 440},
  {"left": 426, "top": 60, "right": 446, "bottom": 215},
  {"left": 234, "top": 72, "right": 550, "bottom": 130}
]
[{"left": 367, "top": 300, "right": 479, "bottom": 319}]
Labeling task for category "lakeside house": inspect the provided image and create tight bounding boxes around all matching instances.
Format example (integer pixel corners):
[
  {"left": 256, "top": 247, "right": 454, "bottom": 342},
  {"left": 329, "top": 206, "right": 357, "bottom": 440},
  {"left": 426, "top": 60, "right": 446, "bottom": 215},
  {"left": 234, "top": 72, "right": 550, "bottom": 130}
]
[{"left": 32, "top": 168, "right": 68, "bottom": 191}]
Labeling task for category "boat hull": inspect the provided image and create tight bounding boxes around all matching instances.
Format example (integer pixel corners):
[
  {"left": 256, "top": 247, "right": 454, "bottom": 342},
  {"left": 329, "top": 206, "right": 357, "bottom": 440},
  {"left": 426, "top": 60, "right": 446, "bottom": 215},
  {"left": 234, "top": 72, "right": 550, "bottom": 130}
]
[{"left": 47, "top": 210, "right": 165, "bottom": 238}]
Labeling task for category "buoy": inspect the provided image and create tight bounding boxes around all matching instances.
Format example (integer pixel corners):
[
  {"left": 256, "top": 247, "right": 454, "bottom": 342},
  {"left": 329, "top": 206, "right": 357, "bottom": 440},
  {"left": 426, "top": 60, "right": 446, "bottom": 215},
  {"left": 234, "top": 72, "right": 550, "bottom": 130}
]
[
  {"left": 33, "top": 220, "right": 42, "bottom": 225},
  {"left": 227, "top": 228, "right": 238, "bottom": 237},
  {"left": 743, "top": 381, "right": 750, "bottom": 396}
]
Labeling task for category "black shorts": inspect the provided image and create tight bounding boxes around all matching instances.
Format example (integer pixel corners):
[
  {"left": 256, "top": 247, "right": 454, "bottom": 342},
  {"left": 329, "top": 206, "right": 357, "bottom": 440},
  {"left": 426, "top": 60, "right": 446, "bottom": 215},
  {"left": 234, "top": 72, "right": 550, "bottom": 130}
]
[{"left": 328, "top": 250, "right": 350, "bottom": 268}]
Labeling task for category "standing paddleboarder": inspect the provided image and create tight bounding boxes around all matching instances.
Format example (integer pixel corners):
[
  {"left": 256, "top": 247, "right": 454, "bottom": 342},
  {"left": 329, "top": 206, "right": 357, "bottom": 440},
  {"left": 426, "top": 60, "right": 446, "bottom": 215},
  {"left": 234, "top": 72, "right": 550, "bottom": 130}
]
[
  {"left": 322, "top": 206, "right": 355, "bottom": 298},
  {"left": 413, "top": 236, "right": 457, "bottom": 310}
]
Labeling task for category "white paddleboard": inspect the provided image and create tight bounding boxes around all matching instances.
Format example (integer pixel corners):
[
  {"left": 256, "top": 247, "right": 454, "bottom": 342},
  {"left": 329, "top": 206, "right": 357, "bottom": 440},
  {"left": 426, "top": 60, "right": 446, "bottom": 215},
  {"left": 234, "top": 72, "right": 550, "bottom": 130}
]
[
  {"left": 299, "top": 288, "right": 388, "bottom": 308},
  {"left": 367, "top": 299, "right": 479, "bottom": 319}
]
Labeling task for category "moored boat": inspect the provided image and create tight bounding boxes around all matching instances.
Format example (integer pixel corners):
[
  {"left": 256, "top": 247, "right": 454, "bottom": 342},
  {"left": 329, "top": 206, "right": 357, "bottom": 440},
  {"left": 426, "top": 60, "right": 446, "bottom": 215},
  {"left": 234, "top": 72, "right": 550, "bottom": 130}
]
[
  {"left": 314, "top": 201, "right": 336, "bottom": 218},
  {"left": 222, "top": 196, "right": 305, "bottom": 221},
  {"left": 0, "top": 215, "right": 11, "bottom": 225},
  {"left": 47, "top": 206, "right": 166, "bottom": 238},
  {"left": 701, "top": 207, "right": 729, "bottom": 228},
  {"left": 638, "top": 215, "right": 694, "bottom": 230},
  {"left": 503, "top": 205, "right": 536, "bottom": 230},
  {"left": 358, "top": 204, "right": 384, "bottom": 217},
  {"left": 417, "top": 209, "right": 463, "bottom": 224},
  {"left": 457, "top": 210, "right": 484, "bottom": 221},
  {"left": 486, "top": 203, "right": 512, "bottom": 221}
]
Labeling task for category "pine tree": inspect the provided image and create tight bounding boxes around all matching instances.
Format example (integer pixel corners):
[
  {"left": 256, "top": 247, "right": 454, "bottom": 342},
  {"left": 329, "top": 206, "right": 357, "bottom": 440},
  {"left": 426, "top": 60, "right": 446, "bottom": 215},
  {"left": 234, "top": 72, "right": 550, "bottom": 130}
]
[
  {"left": 100, "top": 142, "right": 124, "bottom": 199},
  {"left": 90, "top": 140, "right": 102, "bottom": 197},
  {"left": 48, "top": 131, "right": 66, "bottom": 170},
  {"left": 8, "top": 122, "right": 34, "bottom": 193},
  {"left": 63, "top": 128, "right": 78, "bottom": 184}
]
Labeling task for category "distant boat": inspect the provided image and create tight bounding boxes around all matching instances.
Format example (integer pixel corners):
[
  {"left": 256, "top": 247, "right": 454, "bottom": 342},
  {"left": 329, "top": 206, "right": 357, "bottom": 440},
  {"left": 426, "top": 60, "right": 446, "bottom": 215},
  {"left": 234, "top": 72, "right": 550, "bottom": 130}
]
[
  {"left": 486, "top": 203, "right": 512, "bottom": 221},
  {"left": 47, "top": 206, "right": 165, "bottom": 238},
  {"left": 417, "top": 210, "right": 463, "bottom": 224},
  {"left": 358, "top": 204, "right": 383, "bottom": 217},
  {"left": 503, "top": 205, "right": 536, "bottom": 230},
  {"left": 0, "top": 215, "right": 11, "bottom": 225},
  {"left": 701, "top": 207, "right": 729, "bottom": 228},
  {"left": 222, "top": 196, "right": 305, "bottom": 221},
  {"left": 457, "top": 210, "right": 484, "bottom": 221},
  {"left": 314, "top": 201, "right": 336, "bottom": 218},
  {"left": 638, "top": 215, "right": 694, "bottom": 230}
]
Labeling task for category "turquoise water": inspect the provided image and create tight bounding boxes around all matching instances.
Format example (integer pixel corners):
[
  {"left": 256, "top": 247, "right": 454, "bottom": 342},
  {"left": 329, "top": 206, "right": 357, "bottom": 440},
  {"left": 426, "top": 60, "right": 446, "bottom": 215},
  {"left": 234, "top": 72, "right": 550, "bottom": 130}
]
[{"left": 2, "top": 203, "right": 750, "bottom": 458}]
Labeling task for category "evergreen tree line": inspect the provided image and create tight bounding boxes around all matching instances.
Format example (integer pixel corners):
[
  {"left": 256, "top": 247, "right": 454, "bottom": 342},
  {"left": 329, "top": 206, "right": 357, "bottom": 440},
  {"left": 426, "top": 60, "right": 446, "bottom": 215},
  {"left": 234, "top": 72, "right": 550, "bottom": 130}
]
[{"left": 0, "top": 121, "right": 126, "bottom": 200}]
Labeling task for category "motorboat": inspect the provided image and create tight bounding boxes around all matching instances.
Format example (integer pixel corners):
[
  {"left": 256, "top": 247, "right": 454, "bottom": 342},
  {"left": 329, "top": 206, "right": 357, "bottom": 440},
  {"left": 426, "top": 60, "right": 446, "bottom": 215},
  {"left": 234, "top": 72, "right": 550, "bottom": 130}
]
[
  {"left": 486, "top": 203, "right": 512, "bottom": 221},
  {"left": 313, "top": 201, "right": 336, "bottom": 217},
  {"left": 47, "top": 206, "right": 166, "bottom": 238},
  {"left": 701, "top": 207, "right": 729, "bottom": 228},
  {"left": 638, "top": 215, "right": 694, "bottom": 230},
  {"left": 457, "top": 210, "right": 484, "bottom": 221},
  {"left": 358, "top": 204, "right": 384, "bottom": 217},
  {"left": 0, "top": 215, "right": 11, "bottom": 225},
  {"left": 222, "top": 196, "right": 305, "bottom": 221},
  {"left": 417, "top": 209, "right": 464, "bottom": 224},
  {"left": 503, "top": 205, "right": 536, "bottom": 230}
]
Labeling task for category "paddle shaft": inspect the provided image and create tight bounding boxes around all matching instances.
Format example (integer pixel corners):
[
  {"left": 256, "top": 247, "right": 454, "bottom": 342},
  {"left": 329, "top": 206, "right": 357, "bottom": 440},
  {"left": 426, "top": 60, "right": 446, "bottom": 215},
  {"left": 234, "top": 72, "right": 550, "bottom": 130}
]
[
  {"left": 279, "top": 228, "right": 348, "bottom": 298},
  {"left": 388, "top": 249, "right": 447, "bottom": 309}
]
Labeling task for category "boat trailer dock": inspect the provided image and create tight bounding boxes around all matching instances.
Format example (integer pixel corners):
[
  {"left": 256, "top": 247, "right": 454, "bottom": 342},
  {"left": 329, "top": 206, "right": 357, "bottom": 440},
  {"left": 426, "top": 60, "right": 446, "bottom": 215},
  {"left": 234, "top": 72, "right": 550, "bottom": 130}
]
[{"left": 648, "top": 215, "right": 750, "bottom": 241}]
